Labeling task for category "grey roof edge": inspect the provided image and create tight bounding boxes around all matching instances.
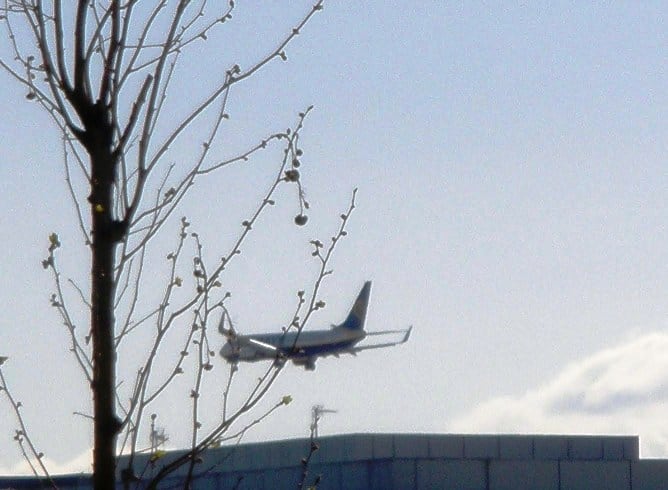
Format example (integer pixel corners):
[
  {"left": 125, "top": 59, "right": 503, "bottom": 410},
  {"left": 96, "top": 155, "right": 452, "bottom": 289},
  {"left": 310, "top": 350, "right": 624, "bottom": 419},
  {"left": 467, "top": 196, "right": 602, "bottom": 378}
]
[{"left": 0, "top": 433, "right": 642, "bottom": 481}]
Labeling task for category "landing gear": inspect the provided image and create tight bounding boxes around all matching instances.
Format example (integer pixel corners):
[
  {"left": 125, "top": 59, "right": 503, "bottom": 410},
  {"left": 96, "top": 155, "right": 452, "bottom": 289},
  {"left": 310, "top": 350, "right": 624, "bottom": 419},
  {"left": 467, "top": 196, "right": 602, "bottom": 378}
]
[{"left": 273, "top": 355, "right": 287, "bottom": 368}]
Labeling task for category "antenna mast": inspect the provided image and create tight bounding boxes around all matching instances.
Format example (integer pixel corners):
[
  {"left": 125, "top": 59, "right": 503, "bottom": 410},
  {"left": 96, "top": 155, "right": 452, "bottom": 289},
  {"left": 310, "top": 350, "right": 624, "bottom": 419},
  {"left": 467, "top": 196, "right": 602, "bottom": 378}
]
[{"left": 310, "top": 404, "right": 338, "bottom": 438}]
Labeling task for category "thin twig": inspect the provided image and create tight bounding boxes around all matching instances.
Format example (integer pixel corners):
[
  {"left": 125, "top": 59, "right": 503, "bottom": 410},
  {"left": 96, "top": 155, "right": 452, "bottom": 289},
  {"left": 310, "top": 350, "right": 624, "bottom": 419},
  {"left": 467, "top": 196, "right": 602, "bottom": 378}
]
[{"left": 0, "top": 368, "right": 58, "bottom": 489}]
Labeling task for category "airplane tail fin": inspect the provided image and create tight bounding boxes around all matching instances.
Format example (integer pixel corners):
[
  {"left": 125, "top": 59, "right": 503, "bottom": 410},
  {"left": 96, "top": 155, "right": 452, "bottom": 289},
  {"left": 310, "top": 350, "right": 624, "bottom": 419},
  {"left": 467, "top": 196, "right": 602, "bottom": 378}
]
[{"left": 338, "top": 281, "right": 371, "bottom": 331}]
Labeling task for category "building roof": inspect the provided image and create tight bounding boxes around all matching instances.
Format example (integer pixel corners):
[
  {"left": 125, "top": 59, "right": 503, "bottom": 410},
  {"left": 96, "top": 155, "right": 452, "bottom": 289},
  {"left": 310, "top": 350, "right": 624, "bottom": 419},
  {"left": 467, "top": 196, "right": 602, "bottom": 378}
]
[{"left": 4, "top": 433, "right": 668, "bottom": 489}]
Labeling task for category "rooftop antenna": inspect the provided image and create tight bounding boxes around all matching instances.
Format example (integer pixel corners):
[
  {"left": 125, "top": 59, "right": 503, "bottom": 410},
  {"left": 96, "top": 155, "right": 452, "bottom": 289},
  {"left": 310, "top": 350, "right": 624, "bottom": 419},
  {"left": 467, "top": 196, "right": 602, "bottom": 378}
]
[{"left": 310, "top": 404, "right": 338, "bottom": 438}]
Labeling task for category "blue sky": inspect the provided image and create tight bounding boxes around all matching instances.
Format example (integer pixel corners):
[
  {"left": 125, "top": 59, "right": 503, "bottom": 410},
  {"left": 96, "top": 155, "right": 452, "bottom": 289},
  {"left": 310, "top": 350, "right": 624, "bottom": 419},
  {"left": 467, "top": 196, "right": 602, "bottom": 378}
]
[{"left": 2, "top": 2, "right": 668, "bottom": 473}]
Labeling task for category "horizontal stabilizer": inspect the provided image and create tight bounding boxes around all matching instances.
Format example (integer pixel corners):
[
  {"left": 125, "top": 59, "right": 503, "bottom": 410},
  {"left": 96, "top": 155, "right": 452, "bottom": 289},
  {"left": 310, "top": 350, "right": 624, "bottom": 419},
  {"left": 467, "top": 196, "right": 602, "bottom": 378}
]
[
  {"left": 349, "top": 325, "right": 412, "bottom": 353},
  {"left": 365, "top": 329, "right": 408, "bottom": 336}
]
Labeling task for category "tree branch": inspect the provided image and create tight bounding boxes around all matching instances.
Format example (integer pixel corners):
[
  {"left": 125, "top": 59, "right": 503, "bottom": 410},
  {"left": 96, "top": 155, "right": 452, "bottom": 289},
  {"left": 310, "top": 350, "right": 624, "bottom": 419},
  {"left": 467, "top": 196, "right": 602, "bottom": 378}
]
[{"left": 0, "top": 367, "right": 57, "bottom": 488}]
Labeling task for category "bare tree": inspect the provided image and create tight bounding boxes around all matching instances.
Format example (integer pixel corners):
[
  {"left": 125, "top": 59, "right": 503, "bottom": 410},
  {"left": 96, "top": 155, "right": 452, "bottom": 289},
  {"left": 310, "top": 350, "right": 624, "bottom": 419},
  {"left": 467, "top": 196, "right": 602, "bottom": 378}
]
[{"left": 0, "top": 1, "right": 355, "bottom": 489}]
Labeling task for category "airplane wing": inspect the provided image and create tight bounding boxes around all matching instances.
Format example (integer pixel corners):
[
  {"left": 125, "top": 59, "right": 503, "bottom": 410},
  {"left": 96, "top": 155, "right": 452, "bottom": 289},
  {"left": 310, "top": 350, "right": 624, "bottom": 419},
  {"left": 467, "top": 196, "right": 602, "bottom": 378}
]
[
  {"left": 246, "top": 338, "right": 280, "bottom": 356},
  {"left": 219, "top": 309, "right": 280, "bottom": 357}
]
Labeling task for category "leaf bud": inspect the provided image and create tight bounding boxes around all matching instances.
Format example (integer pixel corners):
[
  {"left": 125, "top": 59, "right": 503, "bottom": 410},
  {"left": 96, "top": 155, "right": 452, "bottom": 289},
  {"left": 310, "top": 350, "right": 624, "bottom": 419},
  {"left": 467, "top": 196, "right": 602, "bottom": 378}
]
[
  {"left": 294, "top": 214, "right": 308, "bottom": 226},
  {"left": 285, "top": 169, "right": 300, "bottom": 182}
]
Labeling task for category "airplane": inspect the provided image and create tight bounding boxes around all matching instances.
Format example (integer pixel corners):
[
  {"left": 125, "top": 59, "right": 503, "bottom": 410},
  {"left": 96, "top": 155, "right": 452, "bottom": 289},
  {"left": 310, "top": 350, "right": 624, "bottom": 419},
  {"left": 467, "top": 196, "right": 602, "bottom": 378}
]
[{"left": 218, "top": 281, "right": 412, "bottom": 370}]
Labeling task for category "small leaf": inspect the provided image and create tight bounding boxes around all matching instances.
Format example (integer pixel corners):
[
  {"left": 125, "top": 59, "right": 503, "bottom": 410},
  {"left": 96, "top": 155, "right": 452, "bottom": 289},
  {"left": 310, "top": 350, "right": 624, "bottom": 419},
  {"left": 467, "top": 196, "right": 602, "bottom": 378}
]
[
  {"left": 281, "top": 395, "right": 293, "bottom": 405},
  {"left": 150, "top": 450, "right": 167, "bottom": 462},
  {"left": 48, "top": 233, "right": 60, "bottom": 250}
]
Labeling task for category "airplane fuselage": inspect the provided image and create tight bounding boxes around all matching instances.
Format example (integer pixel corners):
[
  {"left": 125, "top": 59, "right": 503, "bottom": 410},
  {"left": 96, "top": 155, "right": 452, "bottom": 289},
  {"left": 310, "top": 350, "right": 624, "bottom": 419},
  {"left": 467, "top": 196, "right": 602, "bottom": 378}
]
[
  {"left": 218, "top": 281, "right": 411, "bottom": 370},
  {"left": 220, "top": 327, "right": 366, "bottom": 365}
]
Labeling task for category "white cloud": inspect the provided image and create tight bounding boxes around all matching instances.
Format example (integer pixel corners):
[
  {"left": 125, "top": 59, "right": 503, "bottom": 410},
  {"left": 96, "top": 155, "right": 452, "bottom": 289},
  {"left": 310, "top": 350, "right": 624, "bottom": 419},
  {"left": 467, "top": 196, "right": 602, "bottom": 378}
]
[
  {"left": 448, "top": 332, "right": 668, "bottom": 457},
  {"left": 0, "top": 449, "right": 92, "bottom": 476}
]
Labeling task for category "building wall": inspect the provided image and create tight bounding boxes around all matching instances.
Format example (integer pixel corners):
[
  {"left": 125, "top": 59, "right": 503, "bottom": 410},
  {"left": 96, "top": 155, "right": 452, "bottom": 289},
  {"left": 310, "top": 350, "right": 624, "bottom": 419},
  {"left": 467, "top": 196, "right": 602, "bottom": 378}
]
[{"left": 2, "top": 433, "right": 668, "bottom": 490}]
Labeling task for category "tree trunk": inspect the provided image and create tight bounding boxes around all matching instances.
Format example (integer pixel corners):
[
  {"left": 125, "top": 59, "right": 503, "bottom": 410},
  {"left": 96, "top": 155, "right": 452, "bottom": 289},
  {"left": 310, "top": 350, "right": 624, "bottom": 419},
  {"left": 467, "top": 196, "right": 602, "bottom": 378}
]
[{"left": 90, "top": 147, "right": 122, "bottom": 490}]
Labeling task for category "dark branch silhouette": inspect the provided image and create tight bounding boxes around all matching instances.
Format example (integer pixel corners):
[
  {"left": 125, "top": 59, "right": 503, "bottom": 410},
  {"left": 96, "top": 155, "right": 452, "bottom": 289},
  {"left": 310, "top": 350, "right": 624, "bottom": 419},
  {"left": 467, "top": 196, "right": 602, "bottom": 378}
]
[{"left": 0, "top": 2, "right": 357, "bottom": 489}]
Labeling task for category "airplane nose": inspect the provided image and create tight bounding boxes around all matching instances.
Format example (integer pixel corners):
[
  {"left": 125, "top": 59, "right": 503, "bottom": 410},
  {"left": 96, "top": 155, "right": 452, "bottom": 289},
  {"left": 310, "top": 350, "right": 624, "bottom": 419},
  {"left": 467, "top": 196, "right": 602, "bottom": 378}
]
[{"left": 220, "top": 342, "right": 234, "bottom": 359}]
